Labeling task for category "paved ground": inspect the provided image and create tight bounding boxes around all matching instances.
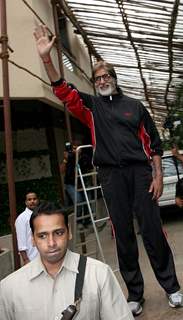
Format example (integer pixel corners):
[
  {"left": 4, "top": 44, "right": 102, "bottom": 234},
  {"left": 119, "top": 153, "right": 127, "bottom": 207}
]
[
  {"left": 83, "top": 207, "right": 183, "bottom": 319},
  {"left": 139, "top": 207, "right": 183, "bottom": 320}
]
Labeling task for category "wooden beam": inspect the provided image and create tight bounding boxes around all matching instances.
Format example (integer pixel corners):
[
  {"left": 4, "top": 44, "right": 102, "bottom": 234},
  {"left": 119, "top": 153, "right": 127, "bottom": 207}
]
[
  {"left": 78, "top": 30, "right": 183, "bottom": 50},
  {"left": 164, "top": 0, "right": 180, "bottom": 109},
  {"left": 116, "top": 0, "right": 155, "bottom": 114},
  {"left": 55, "top": 0, "right": 102, "bottom": 60}
]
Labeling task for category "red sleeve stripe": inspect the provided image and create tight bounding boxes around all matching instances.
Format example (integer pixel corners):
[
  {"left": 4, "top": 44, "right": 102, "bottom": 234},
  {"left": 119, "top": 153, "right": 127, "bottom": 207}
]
[
  {"left": 53, "top": 81, "right": 96, "bottom": 146},
  {"left": 138, "top": 123, "right": 152, "bottom": 159}
]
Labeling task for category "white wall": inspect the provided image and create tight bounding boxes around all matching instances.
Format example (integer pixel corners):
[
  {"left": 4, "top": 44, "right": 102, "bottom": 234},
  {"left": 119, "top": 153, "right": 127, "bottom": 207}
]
[{"left": 0, "top": 0, "right": 93, "bottom": 107}]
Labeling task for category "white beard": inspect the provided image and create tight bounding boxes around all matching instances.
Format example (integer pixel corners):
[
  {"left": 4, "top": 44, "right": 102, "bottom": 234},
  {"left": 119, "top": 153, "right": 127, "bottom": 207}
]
[{"left": 96, "top": 81, "right": 117, "bottom": 96}]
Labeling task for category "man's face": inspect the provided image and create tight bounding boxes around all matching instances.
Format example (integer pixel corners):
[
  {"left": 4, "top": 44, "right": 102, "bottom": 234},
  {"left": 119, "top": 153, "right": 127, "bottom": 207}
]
[
  {"left": 32, "top": 213, "right": 70, "bottom": 266},
  {"left": 25, "top": 193, "right": 39, "bottom": 210},
  {"left": 94, "top": 67, "right": 117, "bottom": 96}
]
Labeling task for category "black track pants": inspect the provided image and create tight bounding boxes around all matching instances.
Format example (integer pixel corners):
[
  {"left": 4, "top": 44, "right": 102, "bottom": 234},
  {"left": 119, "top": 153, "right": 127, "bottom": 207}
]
[{"left": 98, "top": 163, "right": 180, "bottom": 302}]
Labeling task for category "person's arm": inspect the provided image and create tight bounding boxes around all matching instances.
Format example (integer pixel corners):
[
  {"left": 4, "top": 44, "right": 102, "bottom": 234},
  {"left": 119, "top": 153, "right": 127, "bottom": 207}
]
[
  {"left": 33, "top": 25, "right": 60, "bottom": 82},
  {"left": 171, "top": 146, "right": 183, "bottom": 163},
  {"left": 60, "top": 151, "right": 69, "bottom": 175},
  {"left": 175, "top": 197, "right": 183, "bottom": 208},
  {"left": 149, "top": 154, "right": 163, "bottom": 200},
  {"left": 15, "top": 216, "right": 30, "bottom": 265},
  {"left": 34, "top": 25, "right": 95, "bottom": 138},
  {"left": 19, "top": 251, "right": 30, "bottom": 265},
  {"left": 100, "top": 266, "right": 134, "bottom": 320},
  {"left": 140, "top": 105, "right": 163, "bottom": 158},
  {"left": 140, "top": 105, "right": 163, "bottom": 200}
]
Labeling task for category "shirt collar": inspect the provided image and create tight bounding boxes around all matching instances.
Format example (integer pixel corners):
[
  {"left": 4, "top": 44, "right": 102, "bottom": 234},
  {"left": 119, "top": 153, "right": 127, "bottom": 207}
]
[
  {"left": 28, "top": 249, "right": 79, "bottom": 281},
  {"left": 25, "top": 207, "right": 33, "bottom": 215},
  {"left": 28, "top": 254, "right": 46, "bottom": 280},
  {"left": 62, "top": 249, "right": 80, "bottom": 274}
]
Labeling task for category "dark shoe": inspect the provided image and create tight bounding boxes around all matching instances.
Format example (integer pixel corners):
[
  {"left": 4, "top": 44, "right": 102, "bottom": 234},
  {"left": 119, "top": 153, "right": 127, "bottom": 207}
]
[{"left": 128, "top": 298, "right": 145, "bottom": 316}]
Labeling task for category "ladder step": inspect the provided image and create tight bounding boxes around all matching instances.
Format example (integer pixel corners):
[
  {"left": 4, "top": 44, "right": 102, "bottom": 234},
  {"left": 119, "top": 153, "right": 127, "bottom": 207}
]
[
  {"left": 93, "top": 217, "right": 109, "bottom": 223},
  {"left": 76, "top": 215, "right": 107, "bottom": 223},
  {"left": 76, "top": 171, "right": 97, "bottom": 178},
  {"left": 85, "top": 250, "right": 99, "bottom": 257},
  {"left": 77, "top": 186, "right": 101, "bottom": 192},
  {"left": 76, "top": 199, "right": 96, "bottom": 206},
  {"left": 82, "top": 250, "right": 97, "bottom": 257},
  {"left": 113, "top": 268, "right": 120, "bottom": 274},
  {"left": 76, "top": 238, "right": 96, "bottom": 246},
  {"left": 76, "top": 214, "right": 96, "bottom": 221},
  {"left": 86, "top": 186, "right": 101, "bottom": 191}
]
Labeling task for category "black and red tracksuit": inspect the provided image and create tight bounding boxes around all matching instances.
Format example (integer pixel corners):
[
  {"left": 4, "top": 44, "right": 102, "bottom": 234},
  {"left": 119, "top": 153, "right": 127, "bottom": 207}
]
[{"left": 52, "top": 79, "right": 180, "bottom": 301}]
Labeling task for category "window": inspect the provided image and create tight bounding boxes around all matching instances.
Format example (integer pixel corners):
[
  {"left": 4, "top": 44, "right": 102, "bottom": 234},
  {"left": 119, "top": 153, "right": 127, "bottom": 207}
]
[
  {"left": 58, "top": 15, "right": 75, "bottom": 72},
  {"left": 58, "top": 15, "right": 71, "bottom": 53}
]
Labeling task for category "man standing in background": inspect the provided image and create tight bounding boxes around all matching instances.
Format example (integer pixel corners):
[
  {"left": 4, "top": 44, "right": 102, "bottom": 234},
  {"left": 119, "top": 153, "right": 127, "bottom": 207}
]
[{"left": 15, "top": 191, "right": 39, "bottom": 264}]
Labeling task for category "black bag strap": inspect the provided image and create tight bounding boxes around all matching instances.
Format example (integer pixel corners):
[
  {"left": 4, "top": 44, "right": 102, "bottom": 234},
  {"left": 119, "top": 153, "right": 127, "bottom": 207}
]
[{"left": 74, "top": 255, "right": 87, "bottom": 302}]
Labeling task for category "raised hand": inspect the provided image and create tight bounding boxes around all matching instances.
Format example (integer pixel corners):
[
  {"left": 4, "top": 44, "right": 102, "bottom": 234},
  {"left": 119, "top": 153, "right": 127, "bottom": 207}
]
[
  {"left": 33, "top": 24, "right": 60, "bottom": 82},
  {"left": 33, "top": 25, "right": 56, "bottom": 59}
]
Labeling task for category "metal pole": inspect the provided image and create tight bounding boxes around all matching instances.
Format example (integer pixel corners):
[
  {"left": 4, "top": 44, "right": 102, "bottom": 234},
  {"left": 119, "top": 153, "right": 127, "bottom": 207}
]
[
  {"left": 0, "top": 0, "right": 20, "bottom": 269},
  {"left": 88, "top": 48, "right": 96, "bottom": 95},
  {"left": 51, "top": 0, "right": 72, "bottom": 143}
]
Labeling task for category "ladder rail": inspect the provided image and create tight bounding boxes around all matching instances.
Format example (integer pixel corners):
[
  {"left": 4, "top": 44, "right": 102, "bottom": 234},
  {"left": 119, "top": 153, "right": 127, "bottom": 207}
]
[
  {"left": 77, "top": 163, "right": 107, "bottom": 262},
  {"left": 73, "top": 144, "right": 110, "bottom": 262},
  {"left": 73, "top": 145, "right": 93, "bottom": 250}
]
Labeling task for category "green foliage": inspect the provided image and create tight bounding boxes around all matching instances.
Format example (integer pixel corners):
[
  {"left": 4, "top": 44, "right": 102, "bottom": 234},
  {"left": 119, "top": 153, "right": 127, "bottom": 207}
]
[
  {"left": 162, "top": 83, "right": 183, "bottom": 150},
  {"left": 0, "top": 177, "right": 60, "bottom": 236},
  {"left": 162, "top": 139, "right": 173, "bottom": 150}
]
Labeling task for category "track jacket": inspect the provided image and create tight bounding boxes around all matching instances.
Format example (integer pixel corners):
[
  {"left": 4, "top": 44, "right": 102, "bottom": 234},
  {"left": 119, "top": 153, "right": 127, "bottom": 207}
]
[{"left": 52, "top": 79, "right": 163, "bottom": 167}]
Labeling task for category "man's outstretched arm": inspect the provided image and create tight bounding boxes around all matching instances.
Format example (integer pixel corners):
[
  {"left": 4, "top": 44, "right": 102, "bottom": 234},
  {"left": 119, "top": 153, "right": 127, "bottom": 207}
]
[
  {"left": 34, "top": 25, "right": 60, "bottom": 82},
  {"left": 34, "top": 25, "right": 95, "bottom": 145}
]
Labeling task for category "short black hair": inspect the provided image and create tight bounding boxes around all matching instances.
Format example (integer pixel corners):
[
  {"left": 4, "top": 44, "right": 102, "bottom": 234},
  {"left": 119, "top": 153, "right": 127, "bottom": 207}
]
[
  {"left": 30, "top": 201, "right": 69, "bottom": 234},
  {"left": 176, "top": 178, "right": 183, "bottom": 198},
  {"left": 25, "top": 191, "right": 38, "bottom": 199}
]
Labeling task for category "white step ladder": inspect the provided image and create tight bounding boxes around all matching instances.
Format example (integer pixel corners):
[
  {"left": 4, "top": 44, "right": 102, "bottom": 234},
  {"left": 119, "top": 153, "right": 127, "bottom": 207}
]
[{"left": 72, "top": 145, "right": 112, "bottom": 263}]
